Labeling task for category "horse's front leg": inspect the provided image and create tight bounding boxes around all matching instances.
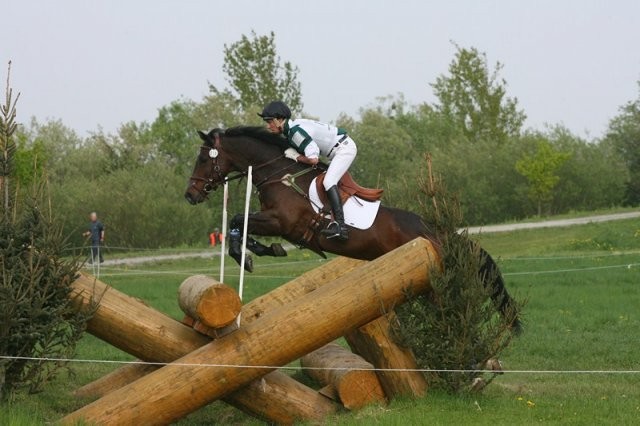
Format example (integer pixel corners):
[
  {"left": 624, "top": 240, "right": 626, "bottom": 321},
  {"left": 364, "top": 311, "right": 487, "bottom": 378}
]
[{"left": 228, "top": 211, "right": 287, "bottom": 272}]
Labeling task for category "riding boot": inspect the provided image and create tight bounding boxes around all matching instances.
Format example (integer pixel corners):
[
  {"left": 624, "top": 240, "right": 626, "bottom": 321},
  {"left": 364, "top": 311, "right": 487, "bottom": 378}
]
[{"left": 320, "top": 185, "right": 349, "bottom": 241}]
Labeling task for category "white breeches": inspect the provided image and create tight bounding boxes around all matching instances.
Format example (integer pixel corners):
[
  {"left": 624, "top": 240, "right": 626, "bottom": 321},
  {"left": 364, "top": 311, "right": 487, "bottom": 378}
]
[{"left": 324, "top": 137, "right": 357, "bottom": 190}]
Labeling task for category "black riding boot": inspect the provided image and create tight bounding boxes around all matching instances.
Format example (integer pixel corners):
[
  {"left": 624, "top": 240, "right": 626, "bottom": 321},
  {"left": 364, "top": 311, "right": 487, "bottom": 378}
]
[{"left": 320, "top": 185, "right": 349, "bottom": 241}]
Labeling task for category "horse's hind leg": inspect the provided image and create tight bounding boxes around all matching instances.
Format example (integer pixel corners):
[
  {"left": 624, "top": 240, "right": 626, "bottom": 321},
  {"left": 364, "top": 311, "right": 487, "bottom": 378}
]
[
  {"left": 247, "top": 238, "right": 288, "bottom": 257},
  {"left": 228, "top": 213, "right": 288, "bottom": 272}
]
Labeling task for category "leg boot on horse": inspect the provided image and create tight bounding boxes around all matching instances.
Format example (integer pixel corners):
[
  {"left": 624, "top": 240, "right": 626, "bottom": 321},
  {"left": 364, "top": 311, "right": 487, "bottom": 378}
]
[
  {"left": 320, "top": 185, "right": 349, "bottom": 241},
  {"left": 228, "top": 228, "right": 254, "bottom": 272}
]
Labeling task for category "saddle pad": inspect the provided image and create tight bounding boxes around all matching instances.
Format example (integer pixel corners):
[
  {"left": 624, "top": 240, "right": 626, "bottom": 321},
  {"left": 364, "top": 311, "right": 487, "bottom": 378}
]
[{"left": 309, "top": 177, "right": 381, "bottom": 230}]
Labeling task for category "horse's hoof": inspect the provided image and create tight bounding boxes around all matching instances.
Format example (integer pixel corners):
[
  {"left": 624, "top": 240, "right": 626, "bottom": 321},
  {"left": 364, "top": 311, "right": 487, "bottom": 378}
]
[
  {"left": 244, "top": 255, "right": 254, "bottom": 273},
  {"left": 271, "top": 243, "right": 288, "bottom": 257}
]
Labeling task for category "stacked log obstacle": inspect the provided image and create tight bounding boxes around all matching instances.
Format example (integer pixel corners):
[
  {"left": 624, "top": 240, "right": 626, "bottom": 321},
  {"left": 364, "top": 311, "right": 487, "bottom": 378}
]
[
  {"left": 70, "top": 256, "right": 365, "bottom": 399},
  {"left": 78, "top": 253, "right": 426, "bottom": 403},
  {"left": 69, "top": 274, "right": 338, "bottom": 424},
  {"left": 62, "top": 237, "right": 439, "bottom": 425},
  {"left": 301, "top": 343, "right": 386, "bottom": 409}
]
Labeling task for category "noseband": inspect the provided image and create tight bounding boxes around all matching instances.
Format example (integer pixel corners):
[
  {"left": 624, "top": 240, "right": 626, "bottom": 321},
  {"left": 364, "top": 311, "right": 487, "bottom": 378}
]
[{"left": 189, "top": 132, "right": 229, "bottom": 199}]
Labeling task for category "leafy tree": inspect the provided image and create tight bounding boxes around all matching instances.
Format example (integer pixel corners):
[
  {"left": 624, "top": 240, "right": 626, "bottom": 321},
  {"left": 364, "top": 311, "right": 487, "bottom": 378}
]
[
  {"left": 217, "top": 30, "right": 303, "bottom": 114},
  {"left": 431, "top": 45, "right": 526, "bottom": 144},
  {"left": 516, "top": 137, "right": 571, "bottom": 216},
  {"left": 604, "top": 82, "right": 640, "bottom": 205},
  {"left": 549, "top": 126, "right": 627, "bottom": 213}
]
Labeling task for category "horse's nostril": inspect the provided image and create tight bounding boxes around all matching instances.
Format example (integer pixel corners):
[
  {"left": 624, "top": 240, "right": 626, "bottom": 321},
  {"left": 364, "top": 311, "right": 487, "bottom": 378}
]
[{"left": 185, "top": 192, "right": 196, "bottom": 205}]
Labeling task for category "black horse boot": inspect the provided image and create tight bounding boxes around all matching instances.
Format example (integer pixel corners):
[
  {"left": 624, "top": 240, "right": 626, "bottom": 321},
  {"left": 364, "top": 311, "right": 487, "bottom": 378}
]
[
  {"left": 228, "top": 228, "right": 254, "bottom": 272},
  {"left": 320, "top": 185, "right": 349, "bottom": 241}
]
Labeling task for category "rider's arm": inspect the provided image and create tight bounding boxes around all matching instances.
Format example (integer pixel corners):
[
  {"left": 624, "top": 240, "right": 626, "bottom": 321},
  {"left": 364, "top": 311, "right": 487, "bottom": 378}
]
[{"left": 298, "top": 142, "right": 319, "bottom": 165}]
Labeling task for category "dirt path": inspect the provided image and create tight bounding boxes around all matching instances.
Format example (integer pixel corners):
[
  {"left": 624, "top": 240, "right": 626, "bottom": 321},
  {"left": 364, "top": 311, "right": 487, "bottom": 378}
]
[
  {"left": 96, "top": 211, "right": 639, "bottom": 267},
  {"left": 466, "top": 211, "right": 640, "bottom": 234}
]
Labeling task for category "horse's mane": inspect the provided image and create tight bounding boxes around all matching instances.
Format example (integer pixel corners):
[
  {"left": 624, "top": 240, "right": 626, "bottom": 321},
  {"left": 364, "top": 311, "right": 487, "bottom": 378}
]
[{"left": 224, "top": 126, "right": 290, "bottom": 151}]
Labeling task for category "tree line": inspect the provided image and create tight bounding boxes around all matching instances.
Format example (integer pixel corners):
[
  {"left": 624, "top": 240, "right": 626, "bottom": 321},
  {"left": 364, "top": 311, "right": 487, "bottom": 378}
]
[{"left": 11, "top": 33, "right": 637, "bottom": 249}]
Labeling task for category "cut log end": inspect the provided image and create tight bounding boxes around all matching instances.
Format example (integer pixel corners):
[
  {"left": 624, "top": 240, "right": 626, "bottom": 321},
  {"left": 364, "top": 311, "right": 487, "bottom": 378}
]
[
  {"left": 302, "top": 343, "right": 386, "bottom": 411},
  {"left": 178, "top": 275, "right": 241, "bottom": 328}
]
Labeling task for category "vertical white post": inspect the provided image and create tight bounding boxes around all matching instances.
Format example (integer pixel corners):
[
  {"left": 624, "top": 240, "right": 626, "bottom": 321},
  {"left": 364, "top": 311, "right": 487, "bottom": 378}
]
[
  {"left": 219, "top": 182, "right": 229, "bottom": 283},
  {"left": 236, "top": 166, "right": 252, "bottom": 326},
  {"left": 95, "top": 245, "right": 100, "bottom": 279}
]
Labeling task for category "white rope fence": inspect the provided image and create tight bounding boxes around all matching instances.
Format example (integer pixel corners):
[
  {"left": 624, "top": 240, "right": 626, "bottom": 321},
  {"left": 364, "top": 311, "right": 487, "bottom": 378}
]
[{"left": 1, "top": 355, "right": 638, "bottom": 375}]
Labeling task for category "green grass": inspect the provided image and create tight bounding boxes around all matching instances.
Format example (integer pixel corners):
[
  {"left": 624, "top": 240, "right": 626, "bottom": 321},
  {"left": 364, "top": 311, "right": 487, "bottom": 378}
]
[{"left": 2, "top": 216, "right": 640, "bottom": 425}]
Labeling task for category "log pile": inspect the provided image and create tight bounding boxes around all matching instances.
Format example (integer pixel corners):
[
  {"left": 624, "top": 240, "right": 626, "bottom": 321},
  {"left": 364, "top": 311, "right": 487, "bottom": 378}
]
[{"left": 64, "top": 238, "right": 440, "bottom": 425}]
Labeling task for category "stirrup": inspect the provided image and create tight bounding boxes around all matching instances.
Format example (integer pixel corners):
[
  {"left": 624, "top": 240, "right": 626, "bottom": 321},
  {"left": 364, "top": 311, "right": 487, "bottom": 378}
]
[{"left": 320, "top": 221, "right": 349, "bottom": 241}]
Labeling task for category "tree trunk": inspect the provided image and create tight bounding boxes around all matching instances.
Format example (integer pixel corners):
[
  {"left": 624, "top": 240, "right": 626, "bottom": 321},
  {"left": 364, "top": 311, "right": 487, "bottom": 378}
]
[
  {"left": 69, "top": 274, "right": 337, "bottom": 424},
  {"left": 61, "top": 238, "right": 438, "bottom": 425},
  {"left": 178, "top": 275, "right": 241, "bottom": 328},
  {"left": 345, "top": 312, "right": 428, "bottom": 398},
  {"left": 301, "top": 343, "right": 386, "bottom": 410}
]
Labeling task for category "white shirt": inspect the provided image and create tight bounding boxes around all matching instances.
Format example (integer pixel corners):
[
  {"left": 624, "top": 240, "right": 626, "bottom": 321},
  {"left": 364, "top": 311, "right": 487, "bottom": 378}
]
[{"left": 284, "top": 119, "right": 347, "bottom": 159}]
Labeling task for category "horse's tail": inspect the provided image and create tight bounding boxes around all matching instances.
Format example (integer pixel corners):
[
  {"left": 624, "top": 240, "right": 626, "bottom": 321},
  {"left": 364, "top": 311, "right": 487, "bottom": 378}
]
[{"left": 478, "top": 245, "right": 523, "bottom": 335}]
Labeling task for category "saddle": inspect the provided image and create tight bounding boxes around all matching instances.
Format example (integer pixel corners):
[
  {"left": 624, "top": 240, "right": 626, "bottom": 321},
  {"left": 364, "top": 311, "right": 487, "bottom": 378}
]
[{"left": 315, "top": 172, "right": 384, "bottom": 206}]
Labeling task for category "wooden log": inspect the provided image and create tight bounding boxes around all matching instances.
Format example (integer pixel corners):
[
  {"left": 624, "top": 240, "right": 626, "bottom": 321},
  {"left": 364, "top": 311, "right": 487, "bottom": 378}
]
[
  {"left": 227, "top": 371, "right": 338, "bottom": 423},
  {"left": 61, "top": 238, "right": 438, "bottom": 425},
  {"left": 301, "top": 343, "right": 386, "bottom": 410},
  {"left": 345, "top": 312, "right": 428, "bottom": 398},
  {"left": 73, "top": 362, "right": 157, "bottom": 399},
  {"left": 178, "top": 275, "right": 241, "bottom": 328},
  {"left": 69, "top": 274, "right": 338, "bottom": 424}
]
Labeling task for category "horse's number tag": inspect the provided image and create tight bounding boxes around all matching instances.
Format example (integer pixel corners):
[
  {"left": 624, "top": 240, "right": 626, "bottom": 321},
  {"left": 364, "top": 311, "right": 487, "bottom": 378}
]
[{"left": 209, "top": 149, "right": 219, "bottom": 159}]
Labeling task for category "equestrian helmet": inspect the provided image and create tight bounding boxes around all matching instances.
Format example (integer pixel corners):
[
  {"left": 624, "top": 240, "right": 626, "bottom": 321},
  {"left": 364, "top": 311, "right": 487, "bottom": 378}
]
[{"left": 258, "top": 101, "right": 292, "bottom": 120}]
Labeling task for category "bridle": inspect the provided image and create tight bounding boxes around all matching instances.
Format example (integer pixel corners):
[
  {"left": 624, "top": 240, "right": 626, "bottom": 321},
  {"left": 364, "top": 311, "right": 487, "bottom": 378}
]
[{"left": 188, "top": 131, "right": 297, "bottom": 199}]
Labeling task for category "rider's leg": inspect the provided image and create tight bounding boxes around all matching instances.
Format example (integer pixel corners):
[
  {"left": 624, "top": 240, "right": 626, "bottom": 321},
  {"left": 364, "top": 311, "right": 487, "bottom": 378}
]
[
  {"left": 321, "top": 138, "right": 357, "bottom": 240},
  {"left": 320, "top": 185, "right": 348, "bottom": 240}
]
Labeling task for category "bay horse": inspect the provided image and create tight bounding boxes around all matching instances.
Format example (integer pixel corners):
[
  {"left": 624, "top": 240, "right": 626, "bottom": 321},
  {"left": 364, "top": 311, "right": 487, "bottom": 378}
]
[{"left": 185, "top": 126, "right": 521, "bottom": 332}]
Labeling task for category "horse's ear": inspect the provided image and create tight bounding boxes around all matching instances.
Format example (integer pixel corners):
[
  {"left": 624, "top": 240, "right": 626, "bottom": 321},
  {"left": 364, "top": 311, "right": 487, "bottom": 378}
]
[{"left": 197, "top": 130, "right": 208, "bottom": 141}]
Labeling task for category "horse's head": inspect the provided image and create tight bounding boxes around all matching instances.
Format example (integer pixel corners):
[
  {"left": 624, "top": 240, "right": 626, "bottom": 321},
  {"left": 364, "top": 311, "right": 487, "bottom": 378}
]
[{"left": 184, "top": 129, "right": 235, "bottom": 205}]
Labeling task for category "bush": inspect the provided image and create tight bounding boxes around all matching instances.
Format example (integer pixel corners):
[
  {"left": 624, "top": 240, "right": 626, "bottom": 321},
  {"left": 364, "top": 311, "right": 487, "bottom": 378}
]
[
  {"left": 395, "top": 155, "right": 521, "bottom": 393},
  {"left": 0, "top": 64, "right": 92, "bottom": 399}
]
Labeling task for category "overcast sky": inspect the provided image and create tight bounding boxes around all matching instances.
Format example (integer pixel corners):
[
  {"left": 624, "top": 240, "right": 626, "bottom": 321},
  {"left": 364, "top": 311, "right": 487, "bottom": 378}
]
[{"left": 3, "top": 0, "right": 639, "bottom": 139}]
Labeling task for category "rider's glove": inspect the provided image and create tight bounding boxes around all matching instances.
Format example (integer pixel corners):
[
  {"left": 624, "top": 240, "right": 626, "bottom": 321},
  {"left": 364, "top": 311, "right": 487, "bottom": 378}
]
[{"left": 284, "top": 148, "right": 300, "bottom": 162}]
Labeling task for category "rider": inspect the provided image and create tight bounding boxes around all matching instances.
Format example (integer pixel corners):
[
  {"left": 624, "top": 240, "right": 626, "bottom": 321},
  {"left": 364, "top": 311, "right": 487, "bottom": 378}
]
[{"left": 258, "top": 100, "right": 356, "bottom": 241}]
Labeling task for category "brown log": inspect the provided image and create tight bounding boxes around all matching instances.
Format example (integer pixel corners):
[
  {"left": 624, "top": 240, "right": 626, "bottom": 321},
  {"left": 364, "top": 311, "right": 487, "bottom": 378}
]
[
  {"left": 61, "top": 238, "right": 438, "bottom": 425},
  {"left": 301, "top": 343, "right": 386, "bottom": 410},
  {"left": 73, "top": 361, "right": 157, "bottom": 399},
  {"left": 227, "top": 371, "right": 339, "bottom": 423},
  {"left": 346, "top": 312, "right": 428, "bottom": 398},
  {"left": 69, "top": 274, "right": 338, "bottom": 424},
  {"left": 178, "top": 275, "right": 241, "bottom": 328}
]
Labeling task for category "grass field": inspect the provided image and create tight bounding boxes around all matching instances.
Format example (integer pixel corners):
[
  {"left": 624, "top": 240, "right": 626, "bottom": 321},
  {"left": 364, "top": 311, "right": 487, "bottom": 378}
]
[{"left": 2, "top": 216, "right": 640, "bottom": 425}]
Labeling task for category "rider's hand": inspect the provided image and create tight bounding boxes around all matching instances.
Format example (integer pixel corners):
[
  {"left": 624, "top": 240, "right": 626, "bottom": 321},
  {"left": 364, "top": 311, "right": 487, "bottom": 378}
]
[{"left": 284, "top": 148, "right": 300, "bottom": 162}]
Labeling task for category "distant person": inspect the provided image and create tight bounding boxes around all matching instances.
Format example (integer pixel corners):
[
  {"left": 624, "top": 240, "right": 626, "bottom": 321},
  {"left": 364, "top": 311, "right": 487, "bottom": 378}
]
[
  {"left": 209, "top": 228, "right": 223, "bottom": 247},
  {"left": 83, "top": 212, "right": 105, "bottom": 263}
]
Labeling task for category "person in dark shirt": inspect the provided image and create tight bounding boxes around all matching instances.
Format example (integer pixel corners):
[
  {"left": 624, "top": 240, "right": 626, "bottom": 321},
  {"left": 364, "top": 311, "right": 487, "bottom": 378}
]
[{"left": 82, "top": 212, "right": 105, "bottom": 264}]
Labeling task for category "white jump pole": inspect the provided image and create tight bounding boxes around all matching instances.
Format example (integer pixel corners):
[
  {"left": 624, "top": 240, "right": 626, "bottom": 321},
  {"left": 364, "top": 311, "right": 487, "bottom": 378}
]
[
  {"left": 236, "top": 166, "right": 252, "bottom": 326},
  {"left": 219, "top": 182, "right": 229, "bottom": 283}
]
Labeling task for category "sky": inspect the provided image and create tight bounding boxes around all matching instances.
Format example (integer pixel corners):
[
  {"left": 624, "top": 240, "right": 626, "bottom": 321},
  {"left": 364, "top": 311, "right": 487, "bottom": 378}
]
[{"left": 3, "top": 0, "right": 639, "bottom": 139}]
